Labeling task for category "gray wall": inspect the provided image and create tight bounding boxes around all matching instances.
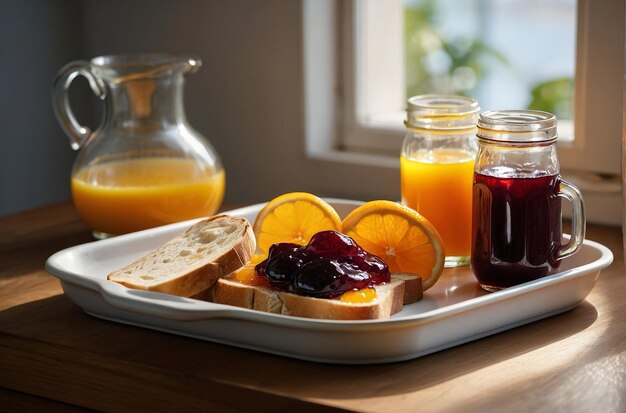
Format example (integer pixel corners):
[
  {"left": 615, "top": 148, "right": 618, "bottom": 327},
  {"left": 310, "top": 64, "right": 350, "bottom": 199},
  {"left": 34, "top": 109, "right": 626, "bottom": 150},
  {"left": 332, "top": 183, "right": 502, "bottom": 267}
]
[
  {"left": 1, "top": 0, "right": 84, "bottom": 215},
  {"left": 0, "top": 0, "right": 306, "bottom": 216}
]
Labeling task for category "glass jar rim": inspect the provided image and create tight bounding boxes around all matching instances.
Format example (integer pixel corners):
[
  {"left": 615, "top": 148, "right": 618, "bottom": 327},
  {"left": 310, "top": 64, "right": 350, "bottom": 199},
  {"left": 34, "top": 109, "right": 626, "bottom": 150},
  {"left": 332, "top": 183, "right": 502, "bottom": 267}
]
[
  {"left": 406, "top": 94, "right": 479, "bottom": 131},
  {"left": 407, "top": 94, "right": 479, "bottom": 115},
  {"left": 477, "top": 110, "right": 557, "bottom": 144}
]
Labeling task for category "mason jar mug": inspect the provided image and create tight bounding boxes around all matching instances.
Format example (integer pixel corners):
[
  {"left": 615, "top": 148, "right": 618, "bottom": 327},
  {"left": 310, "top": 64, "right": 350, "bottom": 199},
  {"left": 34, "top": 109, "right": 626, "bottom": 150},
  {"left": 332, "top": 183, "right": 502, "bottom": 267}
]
[{"left": 471, "top": 110, "right": 586, "bottom": 291}]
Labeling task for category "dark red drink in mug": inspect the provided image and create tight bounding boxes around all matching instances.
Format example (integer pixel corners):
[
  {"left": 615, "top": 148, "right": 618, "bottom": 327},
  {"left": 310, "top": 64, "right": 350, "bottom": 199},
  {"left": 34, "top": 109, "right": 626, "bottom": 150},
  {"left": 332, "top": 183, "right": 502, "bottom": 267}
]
[{"left": 471, "top": 110, "right": 585, "bottom": 291}]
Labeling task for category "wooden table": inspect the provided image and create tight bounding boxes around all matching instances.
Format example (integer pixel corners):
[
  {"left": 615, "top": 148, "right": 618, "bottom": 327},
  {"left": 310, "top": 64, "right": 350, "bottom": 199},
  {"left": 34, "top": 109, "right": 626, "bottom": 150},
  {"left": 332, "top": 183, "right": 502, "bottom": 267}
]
[{"left": 1, "top": 203, "right": 624, "bottom": 412}]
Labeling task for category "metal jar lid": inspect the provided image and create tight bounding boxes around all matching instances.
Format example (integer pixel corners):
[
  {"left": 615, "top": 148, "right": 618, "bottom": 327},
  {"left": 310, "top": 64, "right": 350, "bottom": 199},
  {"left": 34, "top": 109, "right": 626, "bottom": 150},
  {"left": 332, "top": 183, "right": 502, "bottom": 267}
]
[
  {"left": 477, "top": 110, "right": 558, "bottom": 144},
  {"left": 405, "top": 94, "right": 479, "bottom": 131}
]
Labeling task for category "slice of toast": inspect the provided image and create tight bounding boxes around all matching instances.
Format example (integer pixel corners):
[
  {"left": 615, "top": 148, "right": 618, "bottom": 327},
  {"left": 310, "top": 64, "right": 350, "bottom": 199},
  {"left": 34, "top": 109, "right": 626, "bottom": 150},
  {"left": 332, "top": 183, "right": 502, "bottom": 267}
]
[
  {"left": 107, "top": 215, "right": 255, "bottom": 297},
  {"left": 209, "top": 273, "right": 422, "bottom": 320}
]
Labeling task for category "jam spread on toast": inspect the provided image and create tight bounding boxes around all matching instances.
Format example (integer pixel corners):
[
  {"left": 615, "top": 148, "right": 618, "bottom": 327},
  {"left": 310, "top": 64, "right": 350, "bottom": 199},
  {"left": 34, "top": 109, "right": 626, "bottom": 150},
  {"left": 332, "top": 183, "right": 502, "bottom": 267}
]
[{"left": 255, "top": 231, "right": 390, "bottom": 299}]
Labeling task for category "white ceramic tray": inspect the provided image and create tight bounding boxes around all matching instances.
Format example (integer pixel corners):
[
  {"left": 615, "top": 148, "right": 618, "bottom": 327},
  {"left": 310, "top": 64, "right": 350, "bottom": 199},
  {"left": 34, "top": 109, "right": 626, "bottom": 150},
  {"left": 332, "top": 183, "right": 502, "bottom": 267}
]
[{"left": 46, "top": 200, "right": 614, "bottom": 364}]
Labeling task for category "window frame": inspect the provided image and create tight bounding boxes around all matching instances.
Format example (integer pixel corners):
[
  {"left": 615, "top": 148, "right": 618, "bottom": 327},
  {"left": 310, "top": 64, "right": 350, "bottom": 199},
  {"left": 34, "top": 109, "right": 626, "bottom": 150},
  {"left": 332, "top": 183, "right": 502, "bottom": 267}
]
[
  {"left": 342, "top": 0, "right": 622, "bottom": 170},
  {"left": 302, "top": 0, "right": 623, "bottom": 224}
]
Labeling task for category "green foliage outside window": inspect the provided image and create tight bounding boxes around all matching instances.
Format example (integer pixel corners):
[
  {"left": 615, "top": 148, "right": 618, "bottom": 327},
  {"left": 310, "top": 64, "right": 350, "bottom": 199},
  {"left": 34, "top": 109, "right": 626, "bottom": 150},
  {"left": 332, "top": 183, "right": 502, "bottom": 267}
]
[
  {"left": 404, "top": 0, "right": 573, "bottom": 119},
  {"left": 527, "top": 77, "right": 574, "bottom": 120}
]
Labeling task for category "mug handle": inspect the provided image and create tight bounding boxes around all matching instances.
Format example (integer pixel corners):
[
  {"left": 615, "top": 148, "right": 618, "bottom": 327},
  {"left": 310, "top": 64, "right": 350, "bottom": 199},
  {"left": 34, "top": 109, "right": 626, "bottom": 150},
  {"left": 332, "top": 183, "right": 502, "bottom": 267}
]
[
  {"left": 52, "top": 61, "right": 106, "bottom": 150},
  {"left": 554, "top": 179, "right": 586, "bottom": 261}
]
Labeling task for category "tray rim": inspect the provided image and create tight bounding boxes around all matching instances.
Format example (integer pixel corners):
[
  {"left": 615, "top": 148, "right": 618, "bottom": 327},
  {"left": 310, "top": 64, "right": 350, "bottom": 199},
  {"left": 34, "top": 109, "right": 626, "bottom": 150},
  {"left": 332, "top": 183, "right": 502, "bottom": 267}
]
[{"left": 45, "top": 199, "right": 615, "bottom": 331}]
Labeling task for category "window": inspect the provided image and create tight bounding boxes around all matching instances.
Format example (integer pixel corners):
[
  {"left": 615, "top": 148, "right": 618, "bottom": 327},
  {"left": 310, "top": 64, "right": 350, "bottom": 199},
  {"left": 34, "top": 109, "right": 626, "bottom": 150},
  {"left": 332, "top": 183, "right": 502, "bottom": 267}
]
[
  {"left": 402, "top": 0, "right": 577, "bottom": 122},
  {"left": 303, "top": 0, "right": 623, "bottom": 225}
]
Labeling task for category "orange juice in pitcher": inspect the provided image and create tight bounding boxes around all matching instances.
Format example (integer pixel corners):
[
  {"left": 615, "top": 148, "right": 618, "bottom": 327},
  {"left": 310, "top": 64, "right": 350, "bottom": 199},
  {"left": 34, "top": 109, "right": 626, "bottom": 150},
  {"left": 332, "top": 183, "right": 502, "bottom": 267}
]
[
  {"left": 72, "top": 158, "right": 225, "bottom": 236},
  {"left": 53, "top": 54, "right": 225, "bottom": 238},
  {"left": 400, "top": 95, "right": 479, "bottom": 267}
]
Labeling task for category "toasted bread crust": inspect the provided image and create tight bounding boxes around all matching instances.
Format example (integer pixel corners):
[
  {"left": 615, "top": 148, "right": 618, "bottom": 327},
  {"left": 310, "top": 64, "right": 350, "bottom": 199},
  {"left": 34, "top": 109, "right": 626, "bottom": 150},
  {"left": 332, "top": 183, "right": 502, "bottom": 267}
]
[
  {"left": 390, "top": 272, "right": 423, "bottom": 304},
  {"left": 108, "top": 215, "right": 256, "bottom": 297},
  {"left": 210, "top": 274, "right": 418, "bottom": 320}
]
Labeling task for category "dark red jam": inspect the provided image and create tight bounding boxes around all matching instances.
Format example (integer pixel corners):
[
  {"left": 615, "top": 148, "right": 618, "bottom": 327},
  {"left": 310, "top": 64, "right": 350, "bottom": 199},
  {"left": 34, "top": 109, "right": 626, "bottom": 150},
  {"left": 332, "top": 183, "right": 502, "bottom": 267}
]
[
  {"left": 471, "top": 173, "right": 562, "bottom": 290},
  {"left": 255, "top": 230, "right": 390, "bottom": 299}
]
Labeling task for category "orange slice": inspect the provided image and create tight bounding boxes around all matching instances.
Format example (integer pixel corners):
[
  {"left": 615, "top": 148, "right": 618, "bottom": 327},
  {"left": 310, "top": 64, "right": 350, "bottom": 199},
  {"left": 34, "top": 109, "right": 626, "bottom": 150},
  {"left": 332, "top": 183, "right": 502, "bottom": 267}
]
[
  {"left": 253, "top": 192, "right": 342, "bottom": 254},
  {"left": 341, "top": 200, "right": 445, "bottom": 291}
]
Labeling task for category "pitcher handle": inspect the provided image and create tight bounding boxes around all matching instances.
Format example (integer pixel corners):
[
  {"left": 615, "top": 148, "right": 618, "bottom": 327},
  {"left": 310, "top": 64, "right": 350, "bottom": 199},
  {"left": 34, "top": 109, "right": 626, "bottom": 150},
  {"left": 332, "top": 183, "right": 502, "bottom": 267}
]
[
  {"left": 554, "top": 179, "right": 586, "bottom": 261},
  {"left": 52, "top": 61, "right": 106, "bottom": 150}
]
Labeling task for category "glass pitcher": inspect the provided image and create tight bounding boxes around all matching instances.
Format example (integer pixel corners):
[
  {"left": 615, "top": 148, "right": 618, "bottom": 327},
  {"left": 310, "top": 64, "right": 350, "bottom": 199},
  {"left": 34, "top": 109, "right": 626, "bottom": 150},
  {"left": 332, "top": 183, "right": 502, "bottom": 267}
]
[{"left": 53, "top": 54, "right": 224, "bottom": 238}]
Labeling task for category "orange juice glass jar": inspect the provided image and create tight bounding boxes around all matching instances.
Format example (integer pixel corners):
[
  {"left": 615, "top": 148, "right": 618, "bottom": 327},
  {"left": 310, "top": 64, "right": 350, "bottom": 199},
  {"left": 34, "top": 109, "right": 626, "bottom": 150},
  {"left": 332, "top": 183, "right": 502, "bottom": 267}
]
[
  {"left": 401, "top": 95, "right": 479, "bottom": 267},
  {"left": 53, "top": 54, "right": 224, "bottom": 238}
]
